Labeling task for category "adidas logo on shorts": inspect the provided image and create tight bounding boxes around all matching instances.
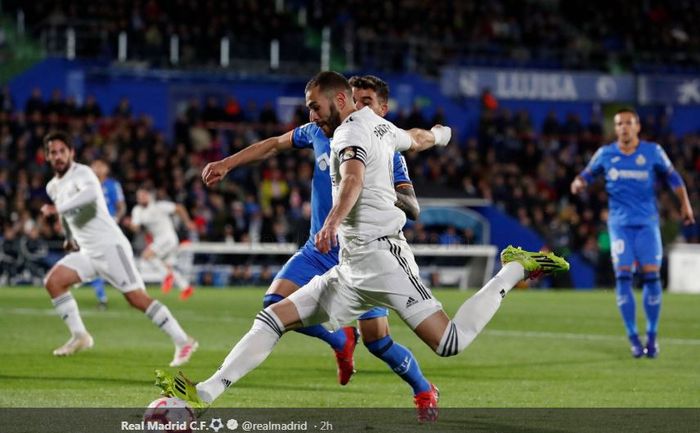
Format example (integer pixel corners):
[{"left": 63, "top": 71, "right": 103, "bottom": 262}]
[{"left": 406, "top": 296, "right": 418, "bottom": 308}]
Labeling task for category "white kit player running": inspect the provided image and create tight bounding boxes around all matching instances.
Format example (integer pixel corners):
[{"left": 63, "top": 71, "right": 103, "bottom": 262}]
[
  {"left": 156, "top": 72, "right": 569, "bottom": 412},
  {"left": 41, "top": 131, "right": 197, "bottom": 366},
  {"left": 130, "top": 188, "right": 196, "bottom": 301}
]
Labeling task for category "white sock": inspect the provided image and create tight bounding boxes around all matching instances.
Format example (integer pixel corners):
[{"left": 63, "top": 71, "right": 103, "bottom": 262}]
[
  {"left": 52, "top": 292, "right": 88, "bottom": 337},
  {"left": 438, "top": 262, "right": 525, "bottom": 356},
  {"left": 148, "top": 258, "right": 169, "bottom": 277},
  {"left": 196, "top": 309, "right": 284, "bottom": 403},
  {"left": 145, "top": 300, "right": 188, "bottom": 346},
  {"left": 172, "top": 269, "right": 190, "bottom": 291}
]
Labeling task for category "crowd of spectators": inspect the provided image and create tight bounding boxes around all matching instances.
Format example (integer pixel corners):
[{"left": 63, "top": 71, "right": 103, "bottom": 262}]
[
  {"left": 1, "top": 87, "right": 699, "bottom": 287},
  {"left": 5, "top": 0, "right": 700, "bottom": 74}
]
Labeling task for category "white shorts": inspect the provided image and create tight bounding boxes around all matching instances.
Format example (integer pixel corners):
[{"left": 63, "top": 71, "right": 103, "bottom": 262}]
[
  {"left": 288, "top": 235, "right": 443, "bottom": 330},
  {"left": 149, "top": 236, "right": 179, "bottom": 265},
  {"left": 56, "top": 243, "right": 145, "bottom": 293}
]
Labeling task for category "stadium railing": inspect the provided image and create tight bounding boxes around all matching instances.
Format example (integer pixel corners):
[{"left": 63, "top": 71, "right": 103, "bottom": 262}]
[{"left": 137, "top": 242, "right": 497, "bottom": 290}]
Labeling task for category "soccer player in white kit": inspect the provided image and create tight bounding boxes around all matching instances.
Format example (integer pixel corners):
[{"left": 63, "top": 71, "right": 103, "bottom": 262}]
[
  {"left": 130, "top": 187, "right": 196, "bottom": 300},
  {"left": 40, "top": 131, "right": 198, "bottom": 366},
  {"left": 156, "top": 72, "right": 569, "bottom": 416}
]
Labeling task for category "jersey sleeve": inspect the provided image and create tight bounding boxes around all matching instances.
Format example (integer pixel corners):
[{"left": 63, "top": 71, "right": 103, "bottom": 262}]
[
  {"left": 331, "top": 121, "right": 370, "bottom": 165},
  {"left": 394, "top": 128, "right": 412, "bottom": 152},
  {"left": 652, "top": 144, "right": 674, "bottom": 173},
  {"left": 56, "top": 166, "right": 101, "bottom": 213},
  {"left": 157, "top": 201, "right": 177, "bottom": 215},
  {"left": 579, "top": 147, "right": 606, "bottom": 183},
  {"left": 131, "top": 207, "right": 142, "bottom": 226},
  {"left": 392, "top": 152, "right": 412, "bottom": 185},
  {"left": 653, "top": 144, "right": 685, "bottom": 189},
  {"left": 291, "top": 123, "right": 315, "bottom": 149},
  {"left": 113, "top": 180, "right": 125, "bottom": 203}
]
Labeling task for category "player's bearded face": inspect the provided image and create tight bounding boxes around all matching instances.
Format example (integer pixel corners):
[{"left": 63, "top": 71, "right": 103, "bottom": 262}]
[
  {"left": 322, "top": 102, "right": 342, "bottom": 137},
  {"left": 46, "top": 140, "right": 73, "bottom": 175},
  {"left": 306, "top": 87, "right": 343, "bottom": 137},
  {"left": 312, "top": 98, "right": 342, "bottom": 138}
]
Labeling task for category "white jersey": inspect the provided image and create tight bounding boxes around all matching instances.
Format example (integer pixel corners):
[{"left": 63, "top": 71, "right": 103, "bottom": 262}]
[
  {"left": 46, "top": 162, "right": 130, "bottom": 257},
  {"left": 330, "top": 106, "right": 412, "bottom": 245},
  {"left": 131, "top": 200, "right": 178, "bottom": 244}
]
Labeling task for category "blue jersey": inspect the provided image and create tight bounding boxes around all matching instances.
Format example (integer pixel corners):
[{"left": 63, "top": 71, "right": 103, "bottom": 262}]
[
  {"left": 102, "top": 177, "right": 125, "bottom": 219},
  {"left": 580, "top": 140, "right": 677, "bottom": 226},
  {"left": 291, "top": 122, "right": 412, "bottom": 245}
]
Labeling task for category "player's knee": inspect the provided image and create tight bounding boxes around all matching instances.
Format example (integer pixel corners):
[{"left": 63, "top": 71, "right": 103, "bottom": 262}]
[
  {"left": 435, "top": 321, "right": 464, "bottom": 358},
  {"left": 364, "top": 335, "right": 393, "bottom": 356},
  {"left": 262, "top": 293, "right": 285, "bottom": 308},
  {"left": 615, "top": 269, "right": 632, "bottom": 288},
  {"left": 642, "top": 271, "right": 660, "bottom": 283},
  {"left": 44, "top": 270, "right": 68, "bottom": 295},
  {"left": 615, "top": 269, "right": 632, "bottom": 280},
  {"left": 252, "top": 307, "right": 286, "bottom": 337}
]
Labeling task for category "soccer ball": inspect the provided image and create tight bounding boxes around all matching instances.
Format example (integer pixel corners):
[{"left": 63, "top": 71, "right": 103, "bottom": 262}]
[{"left": 143, "top": 397, "right": 196, "bottom": 433}]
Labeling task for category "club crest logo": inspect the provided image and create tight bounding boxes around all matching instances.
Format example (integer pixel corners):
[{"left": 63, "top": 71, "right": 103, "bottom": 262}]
[{"left": 635, "top": 154, "right": 646, "bottom": 166}]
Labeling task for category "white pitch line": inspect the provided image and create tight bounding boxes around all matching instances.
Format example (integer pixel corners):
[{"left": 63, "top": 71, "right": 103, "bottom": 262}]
[
  {"left": 4, "top": 307, "right": 700, "bottom": 347},
  {"left": 484, "top": 329, "right": 700, "bottom": 346},
  {"left": 0, "top": 307, "right": 247, "bottom": 323}
]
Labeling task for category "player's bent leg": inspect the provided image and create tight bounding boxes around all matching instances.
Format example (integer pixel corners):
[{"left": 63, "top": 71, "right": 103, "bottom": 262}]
[
  {"left": 412, "top": 247, "right": 568, "bottom": 358},
  {"left": 266, "top": 278, "right": 357, "bottom": 384},
  {"left": 360, "top": 315, "right": 437, "bottom": 422},
  {"left": 45, "top": 264, "right": 81, "bottom": 298},
  {"left": 125, "top": 289, "right": 197, "bottom": 366},
  {"left": 641, "top": 265, "right": 661, "bottom": 358},
  {"left": 45, "top": 264, "right": 93, "bottom": 356},
  {"left": 192, "top": 298, "right": 304, "bottom": 404}
]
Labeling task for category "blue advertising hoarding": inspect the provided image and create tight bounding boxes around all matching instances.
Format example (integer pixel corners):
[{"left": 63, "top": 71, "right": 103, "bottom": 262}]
[
  {"left": 638, "top": 75, "right": 700, "bottom": 105},
  {"left": 441, "top": 67, "right": 636, "bottom": 102}
]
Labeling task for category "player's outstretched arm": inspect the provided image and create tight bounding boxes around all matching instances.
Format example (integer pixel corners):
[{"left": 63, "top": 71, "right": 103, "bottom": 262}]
[
  {"left": 316, "top": 158, "right": 365, "bottom": 254},
  {"left": 395, "top": 183, "right": 420, "bottom": 220},
  {"left": 407, "top": 125, "right": 451, "bottom": 152},
  {"left": 202, "top": 131, "right": 295, "bottom": 187}
]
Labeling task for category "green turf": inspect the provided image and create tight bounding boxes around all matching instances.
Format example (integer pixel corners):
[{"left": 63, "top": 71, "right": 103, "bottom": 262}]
[{"left": 1, "top": 286, "right": 699, "bottom": 408}]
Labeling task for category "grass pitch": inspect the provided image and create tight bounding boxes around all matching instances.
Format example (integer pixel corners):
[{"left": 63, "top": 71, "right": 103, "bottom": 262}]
[{"left": 1, "top": 286, "right": 699, "bottom": 408}]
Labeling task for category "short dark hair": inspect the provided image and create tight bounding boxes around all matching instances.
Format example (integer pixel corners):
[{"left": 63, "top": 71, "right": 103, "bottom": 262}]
[
  {"left": 614, "top": 107, "right": 640, "bottom": 123},
  {"left": 305, "top": 71, "right": 352, "bottom": 98},
  {"left": 348, "top": 75, "right": 390, "bottom": 102},
  {"left": 43, "top": 130, "right": 73, "bottom": 152}
]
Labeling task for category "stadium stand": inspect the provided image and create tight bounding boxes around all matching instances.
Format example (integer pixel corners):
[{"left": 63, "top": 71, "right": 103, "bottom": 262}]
[
  {"left": 1, "top": 86, "right": 698, "bottom": 286},
  {"left": 4, "top": 0, "right": 700, "bottom": 74},
  {"left": 1, "top": 0, "right": 700, "bottom": 287}
]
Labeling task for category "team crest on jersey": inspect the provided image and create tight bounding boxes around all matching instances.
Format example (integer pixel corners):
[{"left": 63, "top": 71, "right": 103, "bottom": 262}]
[
  {"left": 635, "top": 154, "right": 646, "bottom": 166},
  {"left": 608, "top": 167, "right": 619, "bottom": 181},
  {"left": 341, "top": 148, "right": 356, "bottom": 161},
  {"left": 316, "top": 153, "right": 330, "bottom": 171}
]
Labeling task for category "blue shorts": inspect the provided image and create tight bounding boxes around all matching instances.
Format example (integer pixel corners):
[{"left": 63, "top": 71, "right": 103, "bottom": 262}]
[
  {"left": 275, "top": 242, "right": 389, "bottom": 320},
  {"left": 608, "top": 224, "right": 662, "bottom": 270}
]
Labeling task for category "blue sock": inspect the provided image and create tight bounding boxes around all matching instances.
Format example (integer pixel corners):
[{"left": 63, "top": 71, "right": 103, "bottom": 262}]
[
  {"left": 262, "top": 293, "right": 346, "bottom": 351},
  {"left": 642, "top": 272, "right": 662, "bottom": 334},
  {"left": 91, "top": 278, "right": 107, "bottom": 303},
  {"left": 365, "top": 335, "right": 431, "bottom": 395},
  {"left": 615, "top": 271, "right": 637, "bottom": 337}
]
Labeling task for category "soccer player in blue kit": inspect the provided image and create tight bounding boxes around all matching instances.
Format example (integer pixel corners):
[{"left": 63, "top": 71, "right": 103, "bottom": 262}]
[
  {"left": 201, "top": 76, "right": 445, "bottom": 419},
  {"left": 89, "top": 159, "right": 127, "bottom": 309},
  {"left": 571, "top": 108, "right": 694, "bottom": 358}
]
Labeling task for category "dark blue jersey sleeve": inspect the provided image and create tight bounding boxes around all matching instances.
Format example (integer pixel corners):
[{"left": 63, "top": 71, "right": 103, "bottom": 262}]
[
  {"left": 393, "top": 152, "right": 412, "bottom": 186},
  {"left": 291, "top": 123, "right": 316, "bottom": 149}
]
